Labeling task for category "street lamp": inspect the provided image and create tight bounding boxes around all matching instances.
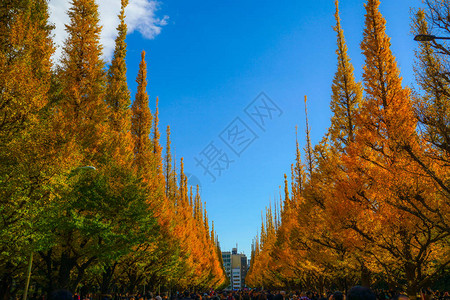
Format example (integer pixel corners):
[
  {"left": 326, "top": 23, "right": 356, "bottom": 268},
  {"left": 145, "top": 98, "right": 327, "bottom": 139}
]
[
  {"left": 67, "top": 166, "right": 97, "bottom": 179},
  {"left": 414, "top": 34, "right": 450, "bottom": 41},
  {"left": 75, "top": 166, "right": 97, "bottom": 170},
  {"left": 22, "top": 165, "right": 96, "bottom": 300}
]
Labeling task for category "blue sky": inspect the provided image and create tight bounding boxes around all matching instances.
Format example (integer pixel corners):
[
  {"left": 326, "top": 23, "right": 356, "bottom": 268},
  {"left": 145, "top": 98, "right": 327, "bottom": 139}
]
[{"left": 119, "top": 0, "right": 422, "bottom": 256}]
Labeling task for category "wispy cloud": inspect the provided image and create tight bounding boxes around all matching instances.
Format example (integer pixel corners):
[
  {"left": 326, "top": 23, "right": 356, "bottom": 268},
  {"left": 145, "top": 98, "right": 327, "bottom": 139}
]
[{"left": 48, "top": 0, "right": 168, "bottom": 63}]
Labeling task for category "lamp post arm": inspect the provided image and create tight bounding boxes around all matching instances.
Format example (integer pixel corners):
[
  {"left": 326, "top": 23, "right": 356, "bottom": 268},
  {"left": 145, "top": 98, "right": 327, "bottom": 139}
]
[{"left": 414, "top": 34, "right": 450, "bottom": 41}]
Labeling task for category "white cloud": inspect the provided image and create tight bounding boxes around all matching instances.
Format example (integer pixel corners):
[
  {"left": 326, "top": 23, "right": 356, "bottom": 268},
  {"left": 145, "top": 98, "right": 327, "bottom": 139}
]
[{"left": 48, "top": 0, "right": 168, "bottom": 63}]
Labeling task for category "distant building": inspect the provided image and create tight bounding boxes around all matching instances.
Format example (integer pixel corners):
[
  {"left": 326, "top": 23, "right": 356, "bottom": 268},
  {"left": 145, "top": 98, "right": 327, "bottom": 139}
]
[
  {"left": 240, "top": 255, "right": 248, "bottom": 288},
  {"left": 231, "top": 267, "right": 241, "bottom": 289},
  {"left": 222, "top": 251, "right": 232, "bottom": 290},
  {"left": 222, "top": 246, "right": 247, "bottom": 290}
]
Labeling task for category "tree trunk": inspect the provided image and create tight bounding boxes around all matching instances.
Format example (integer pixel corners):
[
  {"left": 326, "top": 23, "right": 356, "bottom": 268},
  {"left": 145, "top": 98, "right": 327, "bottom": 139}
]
[
  {"left": 39, "top": 250, "right": 54, "bottom": 298},
  {"left": 405, "top": 263, "right": 418, "bottom": 300},
  {"left": 0, "top": 267, "right": 13, "bottom": 300},
  {"left": 360, "top": 264, "right": 371, "bottom": 287},
  {"left": 57, "top": 252, "right": 77, "bottom": 292},
  {"left": 100, "top": 264, "right": 117, "bottom": 294},
  {"left": 127, "top": 271, "right": 138, "bottom": 295}
]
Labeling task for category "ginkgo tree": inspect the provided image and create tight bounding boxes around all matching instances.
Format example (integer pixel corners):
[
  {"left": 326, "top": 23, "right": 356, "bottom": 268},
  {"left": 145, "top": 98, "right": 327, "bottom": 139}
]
[
  {"left": 247, "top": 0, "right": 449, "bottom": 298},
  {"left": 0, "top": 0, "right": 59, "bottom": 297},
  {"left": 0, "top": 0, "right": 226, "bottom": 297}
]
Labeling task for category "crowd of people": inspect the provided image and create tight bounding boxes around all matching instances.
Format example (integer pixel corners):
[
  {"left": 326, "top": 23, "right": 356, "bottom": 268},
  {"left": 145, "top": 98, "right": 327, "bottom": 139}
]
[
  {"left": 199, "top": 288, "right": 450, "bottom": 300},
  {"left": 42, "top": 286, "right": 450, "bottom": 300}
]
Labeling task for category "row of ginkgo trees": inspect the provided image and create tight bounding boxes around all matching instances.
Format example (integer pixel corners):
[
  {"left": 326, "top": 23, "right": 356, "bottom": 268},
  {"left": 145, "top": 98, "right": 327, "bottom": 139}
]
[
  {"left": 246, "top": 0, "right": 449, "bottom": 298},
  {"left": 0, "top": 0, "right": 227, "bottom": 298}
]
